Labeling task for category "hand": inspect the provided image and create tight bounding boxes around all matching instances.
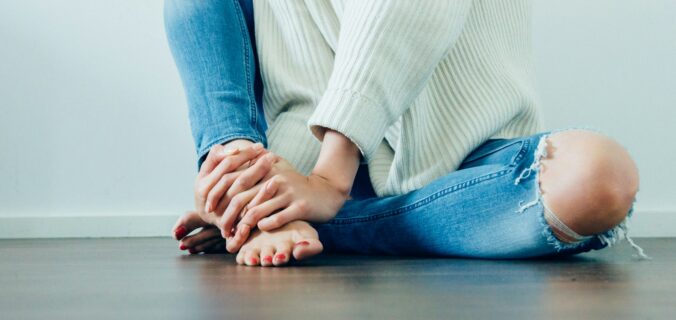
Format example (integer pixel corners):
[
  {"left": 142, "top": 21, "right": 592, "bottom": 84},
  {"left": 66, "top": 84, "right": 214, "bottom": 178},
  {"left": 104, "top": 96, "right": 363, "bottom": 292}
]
[
  {"left": 215, "top": 154, "right": 296, "bottom": 248},
  {"left": 205, "top": 151, "right": 284, "bottom": 238},
  {"left": 193, "top": 140, "right": 267, "bottom": 227},
  {"left": 224, "top": 162, "right": 349, "bottom": 253}
]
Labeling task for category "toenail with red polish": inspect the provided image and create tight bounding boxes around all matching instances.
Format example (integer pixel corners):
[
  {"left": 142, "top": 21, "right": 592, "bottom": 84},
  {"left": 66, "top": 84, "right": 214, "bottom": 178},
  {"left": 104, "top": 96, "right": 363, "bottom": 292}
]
[
  {"left": 263, "top": 256, "right": 273, "bottom": 263},
  {"left": 179, "top": 244, "right": 187, "bottom": 250},
  {"left": 275, "top": 254, "right": 286, "bottom": 261},
  {"left": 175, "top": 226, "right": 187, "bottom": 239},
  {"left": 188, "top": 248, "right": 197, "bottom": 254},
  {"left": 295, "top": 241, "right": 310, "bottom": 246},
  {"left": 250, "top": 258, "right": 258, "bottom": 264}
]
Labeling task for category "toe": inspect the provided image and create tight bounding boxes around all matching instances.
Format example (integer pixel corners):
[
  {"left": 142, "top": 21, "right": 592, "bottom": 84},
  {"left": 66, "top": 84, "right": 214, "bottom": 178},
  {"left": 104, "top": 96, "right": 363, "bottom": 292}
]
[
  {"left": 173, "top": 210, "right": 208, "bottom": 240},
  {"left": 194, "top": 238, "right": 225, "bottom": 254},
  {"left": 236, "top": 250, "right": 246, "bottom": 265},
  {"left": 260, "top": 246, "right": 275, "bottom": 267},
  {"left": 273, "top": 243, "right": 292, "bottom": 266},
  {"left": 292, "top": 238, "right": 323, "bottom": 261},
  {"left": 180, "top": 227, "right": 220, "bottom": 250},
  {"left": 244, "top": 248, "right": 261, "bottom": 266}
]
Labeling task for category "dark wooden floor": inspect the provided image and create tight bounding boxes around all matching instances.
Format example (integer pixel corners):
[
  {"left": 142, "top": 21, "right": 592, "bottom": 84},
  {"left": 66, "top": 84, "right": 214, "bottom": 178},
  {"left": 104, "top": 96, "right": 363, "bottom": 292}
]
[{"left": 0, "top": 238, "right": 672, "bottom": 319}]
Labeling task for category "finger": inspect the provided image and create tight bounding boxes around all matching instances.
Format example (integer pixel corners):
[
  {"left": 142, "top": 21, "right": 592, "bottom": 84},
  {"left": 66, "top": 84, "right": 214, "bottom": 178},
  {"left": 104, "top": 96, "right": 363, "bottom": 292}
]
[
  {"left": 250, "top": 148, "right": 273, "bottom": 165},
  {"left": 199, "top": 144, "right": 237, "bottom": 177},
  {"left": 179, "top": 227, "right": 221, "bottom": 249},
  {"left": 257, "top": 204, "right": 303, "bottom": 231},
  {"left": 196, "top": 156, "right": 246, "bottom": 204},
  {"left": 246, "top": 178, "right": 280, "bottom": 212},
  {"left": 228, "top": 153, "right": 276, "bottom": 199},
  {"left": 238, "top": 193, "right": 290, "bottom": 232},
  {"left": 195, "top": 144, "right": 265, "bottom": 203},
  {"left": 215, "top": 153, "right": 276, "bottom": 216},
  {"left": 204, "top": 171, "right": 239, "bottom": 213},
  {"left": 172, "top": 210, "right": 209, "bottom": 240},
  {"left": 205, "top": 143, "right": 264, "bottom": 182},
  {"left": 226, "top": 223, "right": 251, "bottom": 253},
  {"left": 218, "top": 185, "right": 262, "bottom": 238},
  {"left": 196, "top": 210, "right": 219, "bottom": 227}
]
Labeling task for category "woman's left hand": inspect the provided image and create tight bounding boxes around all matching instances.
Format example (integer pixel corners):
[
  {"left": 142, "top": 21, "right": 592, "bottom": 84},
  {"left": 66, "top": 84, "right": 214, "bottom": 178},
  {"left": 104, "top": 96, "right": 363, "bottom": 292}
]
[{"left": 223, "top": 160, "right": 349, "bottom": 253}]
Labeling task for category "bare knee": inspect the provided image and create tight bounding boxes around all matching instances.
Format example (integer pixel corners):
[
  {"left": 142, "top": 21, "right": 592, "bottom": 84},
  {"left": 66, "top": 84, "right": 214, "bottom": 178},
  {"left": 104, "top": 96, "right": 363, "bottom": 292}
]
[{"left": 537, "top": 130, "right": 639, "bottom": 241}]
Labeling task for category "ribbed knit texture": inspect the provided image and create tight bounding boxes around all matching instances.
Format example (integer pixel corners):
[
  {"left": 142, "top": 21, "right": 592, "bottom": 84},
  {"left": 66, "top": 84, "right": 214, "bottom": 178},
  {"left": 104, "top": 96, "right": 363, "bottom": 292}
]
[{"left": 254, "top": 0, "right": 543, "bottom": 196}]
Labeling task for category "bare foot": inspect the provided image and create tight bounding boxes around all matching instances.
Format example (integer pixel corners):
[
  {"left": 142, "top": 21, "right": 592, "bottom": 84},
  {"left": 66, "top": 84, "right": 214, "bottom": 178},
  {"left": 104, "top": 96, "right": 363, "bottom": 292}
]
[
  {"left": 173, "top": 211, "right": 226, "bottom": 254},
  {"left": 235, "top": 221, "right": 323, "bottom": 267}
]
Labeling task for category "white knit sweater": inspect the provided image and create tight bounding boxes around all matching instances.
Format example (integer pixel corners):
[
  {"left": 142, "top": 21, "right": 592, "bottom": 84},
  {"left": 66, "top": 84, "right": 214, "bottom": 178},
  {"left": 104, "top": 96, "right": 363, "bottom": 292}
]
[{"left": 254, "top": 0, "right": 543, "bottom": 196}]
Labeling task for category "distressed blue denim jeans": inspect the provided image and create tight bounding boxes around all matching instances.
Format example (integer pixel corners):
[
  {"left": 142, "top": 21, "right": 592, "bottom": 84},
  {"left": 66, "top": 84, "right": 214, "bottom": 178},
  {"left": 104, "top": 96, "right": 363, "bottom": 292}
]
[
  {"left": 164, "top": 0, "right": 647, "bottom": 259},
  {"left": 164, "top": 0, "right": 267, "bottom": 170},
  {"left": 318, "top": 129, "right": 648, "bottom": 259}
]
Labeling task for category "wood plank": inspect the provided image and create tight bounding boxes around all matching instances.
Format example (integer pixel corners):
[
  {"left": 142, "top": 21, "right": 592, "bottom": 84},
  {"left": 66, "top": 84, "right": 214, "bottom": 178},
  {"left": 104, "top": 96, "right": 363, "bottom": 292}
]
[{"left": 0, "top": 238, "right": 671, "bottom": 319}]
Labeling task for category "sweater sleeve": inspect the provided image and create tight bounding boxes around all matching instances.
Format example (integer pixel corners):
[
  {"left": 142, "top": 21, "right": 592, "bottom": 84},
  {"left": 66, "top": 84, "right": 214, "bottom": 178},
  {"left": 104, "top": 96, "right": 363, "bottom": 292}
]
[{"left": 307, "top": 0, "right": 472, "bottom": 160}]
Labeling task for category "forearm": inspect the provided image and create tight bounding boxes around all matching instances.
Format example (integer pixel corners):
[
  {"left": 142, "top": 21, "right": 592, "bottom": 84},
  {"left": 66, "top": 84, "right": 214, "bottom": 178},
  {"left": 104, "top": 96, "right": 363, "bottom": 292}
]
[{"left": 311, "top": 129, "right": 361, "bottom": 196}]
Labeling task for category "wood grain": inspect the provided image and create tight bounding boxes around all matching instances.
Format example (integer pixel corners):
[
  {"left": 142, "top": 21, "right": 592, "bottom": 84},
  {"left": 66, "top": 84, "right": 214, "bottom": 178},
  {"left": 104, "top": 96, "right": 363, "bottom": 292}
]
[{"left": 0, "top": 238, "right": 671, "bottom": 319}]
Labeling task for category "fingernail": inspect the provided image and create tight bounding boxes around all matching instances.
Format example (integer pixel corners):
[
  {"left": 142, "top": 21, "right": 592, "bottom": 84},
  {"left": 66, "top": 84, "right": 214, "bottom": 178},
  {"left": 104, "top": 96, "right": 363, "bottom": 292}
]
[
  {"left": 275, "top": 254, "right": 286, "bottom": 261},
  {"left": 263, "top": 256, "right": 273, "bottom": 264},
  {"left": 179, "top": 244, "right": 187, "bottom": 250},
  {"left": 252, "top": 143, "right": 263, "bottom": 151},
  {"left": 175, "top": 226, "right": 187, "bottom": 239},
  {"left": 295, "top": 241, "right": 310, "bottom": 246},
  {"left": 188, "top": 248, "right": 197, "bottom": 254}
]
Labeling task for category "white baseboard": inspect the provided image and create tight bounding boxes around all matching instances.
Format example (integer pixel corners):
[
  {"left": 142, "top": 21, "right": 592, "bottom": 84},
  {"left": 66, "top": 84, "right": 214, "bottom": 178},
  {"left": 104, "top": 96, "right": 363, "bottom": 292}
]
[
  {"left": 0, "top": 213, "right": 179, "bottom": 239},
  {"left": 0, "top": 209, "right": 672, "bottom": 239}
]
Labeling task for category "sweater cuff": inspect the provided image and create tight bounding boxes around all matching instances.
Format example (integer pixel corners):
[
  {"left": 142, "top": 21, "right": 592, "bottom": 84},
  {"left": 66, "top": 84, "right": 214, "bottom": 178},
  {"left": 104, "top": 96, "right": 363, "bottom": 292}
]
[{"left": 307, "top": 88, "right": 391, "bottom": 160}]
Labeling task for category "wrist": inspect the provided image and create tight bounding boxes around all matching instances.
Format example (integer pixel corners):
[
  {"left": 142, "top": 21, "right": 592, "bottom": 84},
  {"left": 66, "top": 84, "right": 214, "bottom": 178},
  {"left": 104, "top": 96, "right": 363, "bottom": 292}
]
[
  {"left": 309, "top": 172, "right": 351, "bottom": 199},
  {"left": 311, "top": 129, "right": 360, "bottom": 196}
]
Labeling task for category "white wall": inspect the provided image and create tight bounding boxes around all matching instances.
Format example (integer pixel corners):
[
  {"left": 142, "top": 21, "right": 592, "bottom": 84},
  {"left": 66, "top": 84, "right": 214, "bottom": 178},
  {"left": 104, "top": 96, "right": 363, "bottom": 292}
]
[
  {"left": 531, "top": 1, "right": 676, "bottom": 237},
  {"left": 0, "top": 1, "right": 194, "bottom": 237},
  {"left": 0, "top": 0, "right": 674, "bottom": 238}
]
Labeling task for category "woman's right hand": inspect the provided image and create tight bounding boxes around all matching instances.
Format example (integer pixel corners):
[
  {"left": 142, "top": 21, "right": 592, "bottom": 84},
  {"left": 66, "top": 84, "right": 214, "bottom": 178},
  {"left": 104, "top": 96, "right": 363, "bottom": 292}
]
[
  {"left": 192, "top": 140, "right": 280, "bottom": 237},
  {"left": 173, "top": 139, "right": 271, "bottom": 252},
  {"left": 192, "top": 140, "right": 263, "bottom": 225}
]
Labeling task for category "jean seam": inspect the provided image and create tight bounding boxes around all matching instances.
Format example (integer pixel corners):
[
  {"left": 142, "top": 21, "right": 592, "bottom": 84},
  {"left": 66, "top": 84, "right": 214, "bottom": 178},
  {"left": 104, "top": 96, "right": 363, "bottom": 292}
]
[
  {"left": 509, "top": 139, "right": 531, "bottom": 168},
  {"left": 463, "top": 139, "right": 523, "bottom": 165},
  {"left": 231, "top": 0, "right": 260, "bottom": 143},
  {"left": 329, "top": 169, "right": 512, "bottom": 225}
]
